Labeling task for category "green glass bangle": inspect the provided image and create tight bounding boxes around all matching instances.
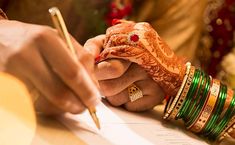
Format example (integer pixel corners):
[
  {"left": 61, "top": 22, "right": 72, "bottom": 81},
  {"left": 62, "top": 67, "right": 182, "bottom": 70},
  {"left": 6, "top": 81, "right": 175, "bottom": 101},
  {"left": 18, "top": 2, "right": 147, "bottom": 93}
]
[
  {"left": 185, "top": 71, "right": 205, "bottom": 122},
  {"left": 179, "top": 69, "right": 200, "bottom": 119},
  {"left": 176, "top": 69, "right": 199, "bottom": 119},
  {"left": 203, "top": 84, "right": 226, "bottom": 135},
  {"left": 186, "top": 75, "right": 211, "bottom": 128},
  {"left": 208, "top": 90, "right": 235, "bottom": 140},
  {"left": 185, "top": 73, "right": 209, "bottom": 127}
]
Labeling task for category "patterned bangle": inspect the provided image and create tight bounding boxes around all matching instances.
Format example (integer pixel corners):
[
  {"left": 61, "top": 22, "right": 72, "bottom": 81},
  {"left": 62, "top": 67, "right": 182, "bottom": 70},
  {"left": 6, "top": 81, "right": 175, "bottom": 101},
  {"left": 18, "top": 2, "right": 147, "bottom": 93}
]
[
  {"left": 218, "top": 116, "right": 235, "bottom": 142},
  {"left": 163, "top": 62, "right": 191, "bottom": 120},
  {"left": 185, "top": 72, "right": 208, "bottom": 127},
  {"left": 209, "top": 92, "right": 235, "bottom": 140},
  {"left": 186, "top": 75, "right": 211, "bottom": 128},
  {"left": 190, "top": 79, "right": 220, "bottom": 133},
  {"left": 168, "top": 66, "right": 195, "bottom": 120},
  {"left": 184, "top": 70, "right": 205, "bottom": 121},
  {"left": 216, "top": 89, "right": 234, "bottom": 140},
  {"left": 203, "top": 84, "right": 227, "bottom": 135},
  {"left": 178, "top": 70, "right": 201, "bottom": 119},
  {"left": 220, "top": 88, "right": 234, "bottom": 118}
]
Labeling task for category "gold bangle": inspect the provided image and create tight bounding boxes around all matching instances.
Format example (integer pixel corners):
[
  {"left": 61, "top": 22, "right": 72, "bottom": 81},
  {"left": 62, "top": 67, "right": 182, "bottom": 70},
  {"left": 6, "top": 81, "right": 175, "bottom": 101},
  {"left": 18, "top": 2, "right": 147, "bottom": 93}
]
[
  {"left": 163, "top": 62, "right": 191, "bottom": 120},
  {"left": 168, "top": 66, "right": 195, "bottom": 120},
  {"left": 220, "top": 88, "right": 234, "bottom": 119},
  {"left": 218, "top": 89, "right": 235, "bottom": 142},
  {"left": 218, "top": 116, "right": 235, "bottom": 142},
  {"left": 190, "top": 79, "right": 220, "bottom": 133}
]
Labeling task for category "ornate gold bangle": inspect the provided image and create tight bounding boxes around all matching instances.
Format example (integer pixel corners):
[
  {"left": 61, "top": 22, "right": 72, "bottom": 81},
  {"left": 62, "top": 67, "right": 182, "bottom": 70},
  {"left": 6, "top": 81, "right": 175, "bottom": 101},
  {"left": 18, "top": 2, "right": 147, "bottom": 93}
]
[
  {"left": 218, "top": 116, "right": 235, "bottom": 142},
  {"left": 217, "top": 89, "right": 235, "bottom": 141},
  {"left": 168, "top": 66, "right": 195, "bottom": 120},
  {"left": 163, "top": 62, "right": 191, "bottom": 120},
  {"left": 220, "top": 88, "right": 234, "bottom": 118},
  {"left": 190, "top": 79, "right": 220, "bottom": 133}
]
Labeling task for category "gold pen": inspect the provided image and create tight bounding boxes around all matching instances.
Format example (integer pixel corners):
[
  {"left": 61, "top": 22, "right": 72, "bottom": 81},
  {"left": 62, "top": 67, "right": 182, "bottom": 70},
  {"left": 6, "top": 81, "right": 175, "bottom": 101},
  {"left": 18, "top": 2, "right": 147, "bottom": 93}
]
[{"left": 49, "top": 7, "right": 100, "bottom": 129}]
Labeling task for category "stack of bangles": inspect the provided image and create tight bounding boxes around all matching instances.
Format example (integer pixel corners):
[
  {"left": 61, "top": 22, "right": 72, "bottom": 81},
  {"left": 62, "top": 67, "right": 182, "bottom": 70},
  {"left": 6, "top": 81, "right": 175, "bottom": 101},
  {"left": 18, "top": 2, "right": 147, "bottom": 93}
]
[{"left": 163, "top": 62, "right": 235, "bottom": 142}]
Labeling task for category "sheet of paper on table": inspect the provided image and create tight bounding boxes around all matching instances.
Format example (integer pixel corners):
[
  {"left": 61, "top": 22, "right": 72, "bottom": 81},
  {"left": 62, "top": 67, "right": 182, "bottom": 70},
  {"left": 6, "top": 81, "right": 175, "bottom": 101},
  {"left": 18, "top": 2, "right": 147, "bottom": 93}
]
[{"left": 59, "top": 100, "right": 209, "bottom": 145}]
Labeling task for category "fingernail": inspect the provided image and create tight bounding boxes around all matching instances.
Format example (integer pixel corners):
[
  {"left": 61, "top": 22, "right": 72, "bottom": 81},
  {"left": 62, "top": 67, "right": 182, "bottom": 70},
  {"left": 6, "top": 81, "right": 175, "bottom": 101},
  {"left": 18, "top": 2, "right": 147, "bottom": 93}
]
[
  {"left": 112, "top": 19, "right": 121, "bottom": 26},
  {"left": 95, "top": 55, "right": 101, "bottom": 64}
]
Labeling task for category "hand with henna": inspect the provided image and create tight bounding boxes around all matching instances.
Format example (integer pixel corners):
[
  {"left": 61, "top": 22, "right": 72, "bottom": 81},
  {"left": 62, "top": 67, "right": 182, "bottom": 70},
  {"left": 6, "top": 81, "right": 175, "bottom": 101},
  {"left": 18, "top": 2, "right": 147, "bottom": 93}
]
[
  {"left": 99, "top": 20, "right": 186, "bottom": 96},
  {"left": 84, "top": 35, "right": 165, "bottom": 112}
]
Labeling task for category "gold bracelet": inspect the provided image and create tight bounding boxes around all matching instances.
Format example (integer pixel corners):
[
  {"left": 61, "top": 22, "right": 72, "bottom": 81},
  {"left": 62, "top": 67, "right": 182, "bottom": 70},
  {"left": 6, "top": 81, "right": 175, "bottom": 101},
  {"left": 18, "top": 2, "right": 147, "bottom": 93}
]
[
  {"left": 190, "top": 79, "right": 220, "bottom": 133},
  {"left": 218, "top": 116, "right": 235, "bottom": 142},
  {"left": 217, "top": 89, "right": 235, "bottom": 141},
  {"left": 168, "top": 66, "right": 195, "bottom": 120},
  {"left": 219, "top": 88, "right": 234, "bottom": 119},
  {"left": 163, "top": 62, "right": 191, "bottom": 120}
]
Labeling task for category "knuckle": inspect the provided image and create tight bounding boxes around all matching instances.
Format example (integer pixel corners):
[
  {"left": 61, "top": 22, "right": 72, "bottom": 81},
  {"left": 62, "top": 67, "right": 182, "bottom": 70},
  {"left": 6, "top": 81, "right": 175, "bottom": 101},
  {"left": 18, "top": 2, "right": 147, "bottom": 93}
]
[
  {"left": 99, "top": 81, "right": 115, "bottom": 96},
  {"left": 103, "top": 63, "right": 124, "bottom": 78},
  {"left": 85, "top": 38, "right": 94, "bottom": 45},
  {"left": 86, "top": 37, "right": 100, "bottom": 45},
  {"left": 32, "top": 26, "right": 55, "bottom": 42}
]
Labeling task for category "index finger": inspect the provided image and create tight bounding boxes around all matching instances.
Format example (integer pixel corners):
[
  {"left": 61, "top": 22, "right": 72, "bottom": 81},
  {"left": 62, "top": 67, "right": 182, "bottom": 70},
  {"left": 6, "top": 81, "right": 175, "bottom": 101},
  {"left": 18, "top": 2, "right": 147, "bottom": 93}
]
[
  {"left": 84, "top": 35, "right": 106, "bottom": 57},
  {"left": 37, "top": 28, "right": 100, "bottom": 108},
  {"left": 84, "top": 35, "right": 131, "bottom": 80}
]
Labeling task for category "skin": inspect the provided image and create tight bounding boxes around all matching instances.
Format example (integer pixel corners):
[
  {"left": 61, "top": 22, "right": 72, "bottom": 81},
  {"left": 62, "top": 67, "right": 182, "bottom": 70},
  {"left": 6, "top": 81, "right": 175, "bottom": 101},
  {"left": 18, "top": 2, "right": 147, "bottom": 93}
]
[
  {"left": 85, "top": 20, "right": 235, "bottom": 139},
  {"left": 0, "top": 20, "right": 100, "bottom": 115},
  {"left": 84, "top": 35, "right": 165, "bottom": 112},
  {"left": 99, "top": 20, "right": 186, "bottom": 96}
]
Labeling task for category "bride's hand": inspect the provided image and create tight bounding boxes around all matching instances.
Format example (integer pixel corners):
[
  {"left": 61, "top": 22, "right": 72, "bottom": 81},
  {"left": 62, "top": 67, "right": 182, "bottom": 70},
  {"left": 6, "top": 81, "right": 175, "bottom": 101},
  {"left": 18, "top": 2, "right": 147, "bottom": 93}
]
[
  {"left": 99, "top": 20, "right": 186, "bottom": 96},
  {"left": 84, "top": 35, "right": 165, "bottom": 111}
]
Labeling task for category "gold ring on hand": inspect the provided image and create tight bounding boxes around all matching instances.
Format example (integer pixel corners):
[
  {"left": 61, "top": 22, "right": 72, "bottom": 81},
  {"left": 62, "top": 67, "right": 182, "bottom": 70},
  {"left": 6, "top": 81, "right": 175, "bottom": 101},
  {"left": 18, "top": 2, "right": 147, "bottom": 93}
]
[{"left": 128, "top": 84, "right": 143, "bottom": 102}]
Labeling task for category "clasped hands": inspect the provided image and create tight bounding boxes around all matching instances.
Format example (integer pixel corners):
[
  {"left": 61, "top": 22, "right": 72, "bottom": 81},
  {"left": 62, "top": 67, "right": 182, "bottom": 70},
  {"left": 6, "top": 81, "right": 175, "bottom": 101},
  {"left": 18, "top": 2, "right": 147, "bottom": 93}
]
[{"left": 0, "top": 20, "right": 171, "bottom": 115}]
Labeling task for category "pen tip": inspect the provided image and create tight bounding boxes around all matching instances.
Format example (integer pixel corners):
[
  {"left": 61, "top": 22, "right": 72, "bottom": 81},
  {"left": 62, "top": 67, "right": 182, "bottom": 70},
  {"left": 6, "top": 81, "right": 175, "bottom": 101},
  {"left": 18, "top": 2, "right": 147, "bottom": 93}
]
[
  {"left": 93, "top": 113, "right": 101, "bottom": 130},
  {"left": 89, "top": 108, "right": 101, "bottom": 130}
]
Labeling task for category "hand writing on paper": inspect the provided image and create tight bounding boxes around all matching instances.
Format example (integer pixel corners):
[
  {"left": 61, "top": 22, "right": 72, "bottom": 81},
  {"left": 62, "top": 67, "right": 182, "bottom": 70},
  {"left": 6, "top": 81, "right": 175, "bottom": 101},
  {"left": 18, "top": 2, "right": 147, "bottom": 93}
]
[
  {"left": 99, "top": 20, "right": 186, "bottom": 96},
  {"left": 0, "top": 20, "right": 100, "bottom": 115},
  {"left": 84, "top": 35, "right": 165, "bottom": 112}
]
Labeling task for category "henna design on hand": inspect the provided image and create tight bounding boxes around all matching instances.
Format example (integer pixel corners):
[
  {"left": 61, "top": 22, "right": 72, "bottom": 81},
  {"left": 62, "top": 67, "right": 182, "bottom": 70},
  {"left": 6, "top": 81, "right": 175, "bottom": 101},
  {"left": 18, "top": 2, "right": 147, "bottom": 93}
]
[{"left": 100, "top": 20, "right": 186, "bottom": 96}]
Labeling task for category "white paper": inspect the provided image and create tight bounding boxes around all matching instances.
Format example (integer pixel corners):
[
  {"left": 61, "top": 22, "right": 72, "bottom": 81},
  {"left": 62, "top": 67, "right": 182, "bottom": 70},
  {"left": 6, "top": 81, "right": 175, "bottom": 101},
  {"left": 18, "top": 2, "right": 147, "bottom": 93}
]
[{"left": 59, "top": 101, "right": 209, "bottom": 145}]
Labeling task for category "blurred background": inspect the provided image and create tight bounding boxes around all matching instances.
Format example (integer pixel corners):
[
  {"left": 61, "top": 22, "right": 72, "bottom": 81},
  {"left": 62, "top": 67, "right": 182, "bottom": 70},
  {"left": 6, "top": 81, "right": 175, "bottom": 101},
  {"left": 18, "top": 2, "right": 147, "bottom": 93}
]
[{"left": 1, "top": 0, "right": 234, "bottom": 88}]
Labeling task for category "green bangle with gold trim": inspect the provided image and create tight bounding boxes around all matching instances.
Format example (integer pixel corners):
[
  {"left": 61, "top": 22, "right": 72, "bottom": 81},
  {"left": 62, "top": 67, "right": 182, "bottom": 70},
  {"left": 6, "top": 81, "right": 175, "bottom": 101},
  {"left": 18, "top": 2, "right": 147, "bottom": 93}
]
[
  {"left": 185, "top": 73, "right": 209, "bottom": 127},
  {"left": 203, "top": 84, "right": 226, "bottom": 135},
  {"left": 184, "top": 71, "right": 205, "bottom": 122},
  {"left": 209, "top": 90, "right": 235, "bottom": 140},
  {"left": 178, "top": 69, "right": 200, "bottom": 119}
]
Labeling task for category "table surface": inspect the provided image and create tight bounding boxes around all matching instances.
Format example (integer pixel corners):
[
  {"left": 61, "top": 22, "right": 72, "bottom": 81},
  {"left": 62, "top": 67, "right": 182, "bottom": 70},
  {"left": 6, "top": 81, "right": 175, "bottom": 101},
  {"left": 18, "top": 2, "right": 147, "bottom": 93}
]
[
  {"left": 31, "top": 108, "right": 235, "bottom": 145},
  {"left": 1, "top": 73, "right": 234, "bottom": 145}
]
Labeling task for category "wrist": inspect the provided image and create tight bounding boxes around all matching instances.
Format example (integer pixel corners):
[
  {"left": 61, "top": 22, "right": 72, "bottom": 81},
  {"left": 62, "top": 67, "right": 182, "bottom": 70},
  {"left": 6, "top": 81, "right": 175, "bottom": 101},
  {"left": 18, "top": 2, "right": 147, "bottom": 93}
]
[{"left": 160, "top": 56, "right": 187, "bottom": 97}]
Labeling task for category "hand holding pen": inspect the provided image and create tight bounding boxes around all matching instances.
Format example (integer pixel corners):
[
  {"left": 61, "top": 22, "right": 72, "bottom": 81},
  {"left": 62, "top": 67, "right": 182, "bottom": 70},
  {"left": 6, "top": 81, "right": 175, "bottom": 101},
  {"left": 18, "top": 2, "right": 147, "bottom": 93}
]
[{"left": 49, "top": 7, "right": 100, "bottom": 129}]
